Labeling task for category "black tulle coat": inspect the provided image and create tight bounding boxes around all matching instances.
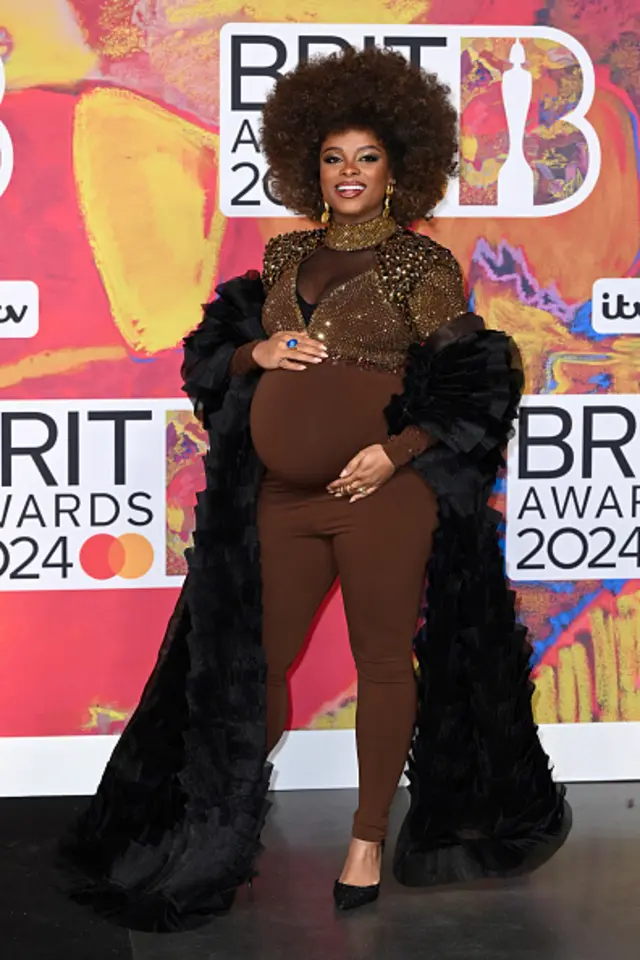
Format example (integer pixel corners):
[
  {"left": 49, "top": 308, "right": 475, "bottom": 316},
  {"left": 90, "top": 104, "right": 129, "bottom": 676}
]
[{"left": 58, "top": 272, "right": 571, "bottom": 932}]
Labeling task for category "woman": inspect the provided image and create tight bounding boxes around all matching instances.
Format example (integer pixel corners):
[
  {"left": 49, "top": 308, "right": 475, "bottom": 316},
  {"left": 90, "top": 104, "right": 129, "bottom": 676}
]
[{"left": 58, "top": 47, "right": 570, "bottom": 931}]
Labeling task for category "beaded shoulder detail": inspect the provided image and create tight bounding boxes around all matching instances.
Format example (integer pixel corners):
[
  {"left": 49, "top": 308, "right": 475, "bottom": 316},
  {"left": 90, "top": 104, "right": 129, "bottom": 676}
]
[
  {"left": 376, "top": 230, "right": 461, "bottom": 312},
  {"left": 261, "top": 228, "right": 326, "bottom": 292}
]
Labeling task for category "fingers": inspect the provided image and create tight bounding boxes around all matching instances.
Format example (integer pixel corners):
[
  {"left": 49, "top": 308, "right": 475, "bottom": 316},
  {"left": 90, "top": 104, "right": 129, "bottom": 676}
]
[
  {"left": 277, "top": 331, "right": 328, "bottom": 367},
  {"left": 278, "top": 358, "right": 309, "bottom": 372},
  {"left": 288, "top": 344, "right": 326, "bottom": 363},
  {"left": 327, "top": 453, "right": 370, "bottom": 495},
  {"left": 329, "top": 475, "right": 376, "bottom": 498},
  {"left": 340, "top": 452, "right": 366, "bottom": 480},
  {"left": 348, "top": 486, "right": 376, "bottom": 503},
  {"left": 326, "top": 446, "right": 396, "bottom": 500}
]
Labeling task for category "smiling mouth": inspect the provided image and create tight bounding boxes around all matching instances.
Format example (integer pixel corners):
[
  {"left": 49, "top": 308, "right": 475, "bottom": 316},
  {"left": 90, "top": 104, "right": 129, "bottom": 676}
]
[{"left": 335, "top": 182, "right": 366, "bottom": 198}]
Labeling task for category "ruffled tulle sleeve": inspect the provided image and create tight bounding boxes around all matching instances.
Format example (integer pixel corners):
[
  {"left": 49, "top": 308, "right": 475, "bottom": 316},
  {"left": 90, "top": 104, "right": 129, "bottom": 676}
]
[
  {"left": 381, "top": 248, "right": 477, "bottom": 467},
  {"left": 181, "top": 271, "right": 266, "bottom": 422},
  {"left": 386, "top": 311, "right": 523, "bottom": 469}
]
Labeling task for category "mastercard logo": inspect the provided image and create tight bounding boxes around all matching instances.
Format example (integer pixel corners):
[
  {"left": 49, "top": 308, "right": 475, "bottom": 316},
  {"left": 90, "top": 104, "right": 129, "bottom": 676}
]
[{"left": 79, "top": 533, "right": 154, "bottom": 580}]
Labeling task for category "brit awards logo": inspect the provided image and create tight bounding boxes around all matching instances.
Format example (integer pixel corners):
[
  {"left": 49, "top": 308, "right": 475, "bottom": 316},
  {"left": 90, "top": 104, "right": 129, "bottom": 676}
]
[
  {"left": 219, "top": 24, "right": 600, "bottom": 219},
  {"left": 0, "top": 400, "right": 164, "bottom": 591}
]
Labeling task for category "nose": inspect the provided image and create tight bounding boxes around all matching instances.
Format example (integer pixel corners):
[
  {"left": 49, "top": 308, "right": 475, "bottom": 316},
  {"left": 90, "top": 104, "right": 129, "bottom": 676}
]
[{"left": 340, "top": 157, "right": 360, "bottom": 176}]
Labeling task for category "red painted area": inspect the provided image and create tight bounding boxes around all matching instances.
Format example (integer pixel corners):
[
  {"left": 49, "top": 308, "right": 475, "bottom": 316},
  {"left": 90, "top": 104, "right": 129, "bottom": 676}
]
[
  {"left": 0, "top": 89, "right": 117, "bottom": 378},
  {"left": 0, "top": 589, "right": 178, "bottom": 736}
]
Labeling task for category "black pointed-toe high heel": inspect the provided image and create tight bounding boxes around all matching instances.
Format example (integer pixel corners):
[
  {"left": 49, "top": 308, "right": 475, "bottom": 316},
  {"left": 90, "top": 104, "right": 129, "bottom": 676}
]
[
  {"left": 333, "top": 841, "right": 384, "bottom": 911},
  {"left": 333, "top": 878, "right": 380, "bottom": 911}
]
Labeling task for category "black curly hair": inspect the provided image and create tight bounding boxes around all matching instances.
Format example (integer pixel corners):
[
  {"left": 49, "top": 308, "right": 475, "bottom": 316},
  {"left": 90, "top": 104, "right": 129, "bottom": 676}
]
[{"left": 260, "top": 46, "right": 458, "bottom": 226}]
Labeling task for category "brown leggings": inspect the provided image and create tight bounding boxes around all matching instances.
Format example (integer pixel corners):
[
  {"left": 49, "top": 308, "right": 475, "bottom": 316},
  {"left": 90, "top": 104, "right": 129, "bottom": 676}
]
[{"left": 258, "top": 468, "right": 438, "bottom": 842}]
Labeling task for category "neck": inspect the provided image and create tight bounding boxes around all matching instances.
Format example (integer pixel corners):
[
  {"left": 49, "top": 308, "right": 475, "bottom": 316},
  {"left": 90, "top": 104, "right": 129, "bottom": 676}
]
[{"left": 324, "top": 212, "right": 397, "bottom": 251}]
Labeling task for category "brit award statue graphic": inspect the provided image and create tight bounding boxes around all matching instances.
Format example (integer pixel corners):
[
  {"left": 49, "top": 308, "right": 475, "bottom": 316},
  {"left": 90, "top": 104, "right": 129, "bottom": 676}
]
[
  {"left": 497, "top": 39, "right": 535, "bottom": 211},
  {"left": 0, "top": 54, "right": 14, "bottom": 199}
]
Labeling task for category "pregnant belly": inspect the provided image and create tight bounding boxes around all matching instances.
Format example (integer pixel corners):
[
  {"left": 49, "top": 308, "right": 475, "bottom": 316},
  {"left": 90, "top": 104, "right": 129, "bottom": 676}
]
[{"left": 250, "top": 362, "right": 403, "bottom": 487}]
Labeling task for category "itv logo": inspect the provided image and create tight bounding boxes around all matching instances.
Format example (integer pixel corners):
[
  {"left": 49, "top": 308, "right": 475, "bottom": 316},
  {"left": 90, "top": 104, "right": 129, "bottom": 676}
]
[
  {"left": 0, "top": 281, "right": 39, "bottom": 339},
  {"left": 592, "top": 279, "right": 640, "bottom": 336}
]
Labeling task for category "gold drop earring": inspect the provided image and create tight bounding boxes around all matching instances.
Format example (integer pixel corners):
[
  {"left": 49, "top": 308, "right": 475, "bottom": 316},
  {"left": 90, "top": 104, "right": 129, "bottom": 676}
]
[
  {"left": 383, "top": 183, "right": 394, "bottom": 218},
  {"left": 321, "top": 200, "right": 331, "bottom": 224}
]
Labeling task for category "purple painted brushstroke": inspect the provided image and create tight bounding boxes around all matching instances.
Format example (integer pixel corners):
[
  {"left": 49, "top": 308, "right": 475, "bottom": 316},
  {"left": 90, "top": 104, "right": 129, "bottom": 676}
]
[{"left": 469, "top": 237, "right": 577, "bottom": 325}]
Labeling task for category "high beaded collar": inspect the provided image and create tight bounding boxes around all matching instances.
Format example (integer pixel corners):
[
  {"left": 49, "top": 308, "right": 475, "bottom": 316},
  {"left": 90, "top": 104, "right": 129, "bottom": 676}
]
[{"left": 324, "top": 214, "right": 398, "bottom": 251}]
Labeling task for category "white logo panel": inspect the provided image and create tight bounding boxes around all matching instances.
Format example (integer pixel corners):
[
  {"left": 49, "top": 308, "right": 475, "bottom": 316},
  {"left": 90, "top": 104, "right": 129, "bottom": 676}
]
[
  {"left": 220, "top": 23, "right": 600, "bottom": 219},
  {"left": 0, "top": 281, "right": 39, "bottom": 338},
  {"left": 507, "top": 395, "right": 640, "bottom": 582},
  {"left": 592, "top": 279, "right": 640, "bottom": 335},
  {"left": 0, "top": 399, "right": 192, "bottom": 591}
]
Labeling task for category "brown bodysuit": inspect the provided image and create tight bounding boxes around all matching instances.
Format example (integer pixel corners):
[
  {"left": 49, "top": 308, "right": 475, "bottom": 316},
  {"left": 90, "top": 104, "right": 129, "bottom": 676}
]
[{"left": 232, "top": 220, "right": 467, "bottom": 842}]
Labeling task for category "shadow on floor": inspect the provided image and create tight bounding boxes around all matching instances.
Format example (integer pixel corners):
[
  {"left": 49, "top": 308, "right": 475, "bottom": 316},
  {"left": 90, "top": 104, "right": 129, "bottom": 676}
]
[{"left": 0, "top": 796, "right": 129, "bottom": 960}]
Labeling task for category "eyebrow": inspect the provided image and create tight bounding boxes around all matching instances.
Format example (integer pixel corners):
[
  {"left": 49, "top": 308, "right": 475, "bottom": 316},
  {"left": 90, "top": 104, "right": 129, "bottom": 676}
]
[{"left": 321, "top": 144, "right": 382, "bottom": 155}]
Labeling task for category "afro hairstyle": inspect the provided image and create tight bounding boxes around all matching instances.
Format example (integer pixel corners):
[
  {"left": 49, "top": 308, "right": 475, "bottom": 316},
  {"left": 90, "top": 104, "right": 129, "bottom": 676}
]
[{"left": 260, "top": 45, "right": 459, "bottom": 226}]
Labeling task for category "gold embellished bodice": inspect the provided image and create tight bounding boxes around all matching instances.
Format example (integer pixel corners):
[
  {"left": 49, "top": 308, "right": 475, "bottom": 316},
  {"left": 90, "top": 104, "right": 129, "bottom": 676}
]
[{"left": 262, "top": 227, "right": 467, "bottom": 373}]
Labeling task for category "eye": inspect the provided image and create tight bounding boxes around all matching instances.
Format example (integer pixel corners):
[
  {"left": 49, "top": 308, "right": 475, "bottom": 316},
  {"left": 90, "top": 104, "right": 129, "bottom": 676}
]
[
  {"left": 359, "top": 153, "right": 381, "bottom": 163},
  {"left": 322, "top": 155, "right": 341, "bottom": 164}
]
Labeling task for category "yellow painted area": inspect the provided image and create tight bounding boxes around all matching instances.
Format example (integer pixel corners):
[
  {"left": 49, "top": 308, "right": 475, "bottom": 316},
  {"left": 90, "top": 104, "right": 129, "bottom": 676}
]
[
  {"left": 73, "top": 88, "right": 226, "bottom": 354},
  {"left": 309, "top": 698, "right": 357, "bottom": 730},
  {"left": 533, "top": 664, "right": 559, "bottom": 724},
  {"left": 99, "top": 23, "right": 145, "bottom": 60},
  {"left": 591, "top": 607, "right": 620, "bottom": 722},
  {"left": 557, "top": 646, "right": 577, "bottom": 724},
  {"left": 460, "top": 156, "right": 503, "bottom": 188},
  {"left": 84, "top": 704, "right": 129, "bottom": 731},
  {"left": 164, "top": 0, "right": 426, "bottom": 26},
  {"left": 166, "top": 505, "right": 185, "bottom": 531},
  {"left": 532, "top": 589, "right": 640, "bottom": 724},
  {"left": 477, "top": 289, "right": 640, "bottom": 396},
  {"left": 309, "top": 684, "right": 358, "bottom": 730},
  {"left": 91, "top": 0, "right": 145, "bottom": 59},
  {"left": 616, "top": 596, "right": 640, "bottom": 721},
  {"left": 0, "top": 0, "right": 97, "bottom": 89},
  {"left": 459, "top": 133, "right": 478, "bottom": 164},
  {"left": 477, "top": 295, "right": 577, "bottom": 394},
  {"left": 571, "top": 644, "right": 593, "bottom": 723},
  {"left": 0, "top": 346, "right": 126, "bottom": 389}
]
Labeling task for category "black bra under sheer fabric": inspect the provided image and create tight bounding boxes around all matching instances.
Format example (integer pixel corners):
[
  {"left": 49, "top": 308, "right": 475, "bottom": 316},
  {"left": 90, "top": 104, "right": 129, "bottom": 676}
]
[{"left": 296, "top": 291, "right": 316, "bottom": 326}]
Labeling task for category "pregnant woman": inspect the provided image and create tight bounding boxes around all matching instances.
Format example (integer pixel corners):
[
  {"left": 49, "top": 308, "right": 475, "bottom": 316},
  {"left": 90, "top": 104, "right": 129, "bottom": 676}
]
[{"left": 59, "top": 47, "right": 570, "bottom": 931}]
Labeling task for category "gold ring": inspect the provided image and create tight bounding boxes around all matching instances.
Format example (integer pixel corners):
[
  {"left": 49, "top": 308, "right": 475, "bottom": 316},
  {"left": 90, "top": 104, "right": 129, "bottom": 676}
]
[{"left": 358, "top": 486, "right": 367, "bottom": 495}]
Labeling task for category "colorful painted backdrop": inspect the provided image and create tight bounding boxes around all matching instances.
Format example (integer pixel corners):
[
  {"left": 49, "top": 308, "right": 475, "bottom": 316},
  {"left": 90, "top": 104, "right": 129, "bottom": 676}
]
[{"left": 0, "top": 0, "right": 639, "bottom": 742}]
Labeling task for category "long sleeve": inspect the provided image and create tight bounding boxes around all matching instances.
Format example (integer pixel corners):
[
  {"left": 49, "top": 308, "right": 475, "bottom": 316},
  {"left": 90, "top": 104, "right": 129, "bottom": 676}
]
[
  {"left": 382, "top": 251, "right": 471, "bottom": 466},
  {"left": 382, "top": 425, "right": 429, "bottom": 467},
  {"left": 229, "top": 341, "right": 261, "bottom": 376},
  {"left": 181, "top": 272, "right": 266, "bottom": 422}
]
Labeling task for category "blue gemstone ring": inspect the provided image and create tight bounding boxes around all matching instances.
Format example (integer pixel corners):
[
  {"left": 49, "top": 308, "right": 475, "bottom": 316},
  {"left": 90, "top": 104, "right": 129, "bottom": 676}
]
[{"left": 286, "top": 338, "right": 299, "bottom": 349}]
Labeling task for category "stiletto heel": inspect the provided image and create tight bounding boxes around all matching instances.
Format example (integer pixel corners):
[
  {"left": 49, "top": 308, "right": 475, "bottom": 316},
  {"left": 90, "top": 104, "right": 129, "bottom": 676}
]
[{"left": 333, "top": 841, "right": 384, "bottom": 911}]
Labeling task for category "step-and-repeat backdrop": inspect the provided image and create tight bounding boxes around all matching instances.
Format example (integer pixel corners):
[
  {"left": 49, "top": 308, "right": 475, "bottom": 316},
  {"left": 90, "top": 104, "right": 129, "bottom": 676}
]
[{"left": 0, "top": 1, "right": 639, "bottom": 794}]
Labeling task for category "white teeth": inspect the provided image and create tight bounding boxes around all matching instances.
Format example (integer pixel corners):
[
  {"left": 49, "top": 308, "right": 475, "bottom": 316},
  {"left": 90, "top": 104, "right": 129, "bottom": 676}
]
[{"left": 337, "top": 185, "right": 364, "bottom": 193}]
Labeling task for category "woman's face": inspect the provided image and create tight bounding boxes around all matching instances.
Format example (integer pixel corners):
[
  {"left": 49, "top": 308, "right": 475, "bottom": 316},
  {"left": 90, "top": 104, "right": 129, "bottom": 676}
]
[{"left": 319, "top": 128, "right": 393, "bottom": 224}]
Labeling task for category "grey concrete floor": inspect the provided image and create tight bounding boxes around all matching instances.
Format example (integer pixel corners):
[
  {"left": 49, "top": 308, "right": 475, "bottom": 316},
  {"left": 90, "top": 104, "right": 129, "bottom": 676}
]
[
  {"left": 130, "top": 782, "right": 640, "bottom": 960},
  {"left": 0, "top": 783, "right": 638, "bottom": 959}
]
